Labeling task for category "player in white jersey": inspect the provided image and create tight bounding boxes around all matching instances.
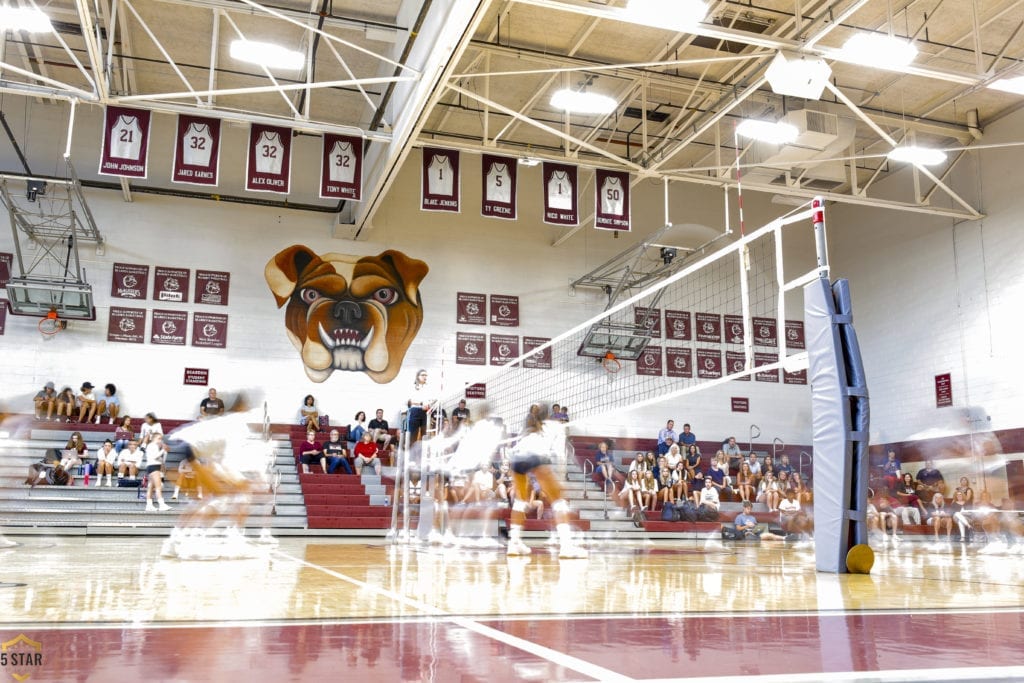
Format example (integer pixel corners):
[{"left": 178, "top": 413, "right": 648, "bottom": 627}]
[
  {"left": 547, "top": 170, "right": 573, "bottom": 210},
  {"left": 600, "top": 176, "right": 625, "bottom": 215},
  {"left": 485, "top": 162, "right": 512, "bottom": 203},
  {"left": 110, "top": 115, "right": 144, "bottom": 160},
  {"left": 328, "top": 140, "right": 357, "bottom": 184},
  {"left": 427, "top": 154, "right": 455, "bottom": 196},
  {"left": 182, "top": 122, "right": 213, "bottom": 167},
  {"left": 254, "top": 131, "right": 284, "bottom": 175}
]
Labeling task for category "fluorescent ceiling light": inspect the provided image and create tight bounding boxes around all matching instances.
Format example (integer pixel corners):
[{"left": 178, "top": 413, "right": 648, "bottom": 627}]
[
  {"left": 989, "top": 76, "right": 1024, "bottom": 95},
  {"left": 518, "top": 157, "right": 541, "bottom": 167},
  {"left": 887, "top": 146, "right": 947, "bottom": 166},
  {"left": 550, "top": 89, "right": 617, "bottom": 115},
  {"left": 0, "top": 6, "right": 52, "bottom": 33},
  {"left": 837, "top": 33, "right": 917, "bottom": 69},
  {"left": 765, "top": 51, "right": 832, "bottom": 100},
  {"left": 626, "top": 0, "right": 707, "bottom": 31},
  {"left": 736, "top": 118, "right": 800, "bottom": 145},
  {"left": 230, "top": 39, "right": 304, "bottom": 70}
]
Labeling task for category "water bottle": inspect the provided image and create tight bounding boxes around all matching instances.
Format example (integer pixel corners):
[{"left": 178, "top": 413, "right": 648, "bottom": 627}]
[{"left": 83, "top": 462, "right": 90, "bottom": 486}]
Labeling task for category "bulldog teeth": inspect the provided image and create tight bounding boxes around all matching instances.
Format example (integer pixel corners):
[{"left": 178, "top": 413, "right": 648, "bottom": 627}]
[
  {"left": 359, "top": 326, "right": 374, "bottom": 351},
  {"left": 318, "top": 323, "right": 337, "bottom": 350}
]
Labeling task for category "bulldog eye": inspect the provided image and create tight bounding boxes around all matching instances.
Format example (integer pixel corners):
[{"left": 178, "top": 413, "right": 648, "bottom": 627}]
[
  {"left": 373, "top": 287, "right": 399, "bottom": 305},
  {"left": 299, "top": 288, "right": 321, "bottom": 304}
]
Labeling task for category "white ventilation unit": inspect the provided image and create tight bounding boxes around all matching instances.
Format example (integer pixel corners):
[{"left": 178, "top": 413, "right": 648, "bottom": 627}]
[{"left": 738, "top": 108, "right": 852, "bottom": 186}]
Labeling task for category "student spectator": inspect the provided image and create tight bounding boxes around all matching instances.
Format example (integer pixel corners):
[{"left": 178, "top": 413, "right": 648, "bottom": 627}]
[
  {"left": 199, "top": 388, "right": 225, "bottom": 419},
  {"left": 594, "top": 441, "right": 617, "bottom": 494},
  {"left": 33, "top": 381, "right": 58, "bottom": 420},
  {"left": 671, "top": 461, "right": 689, "bottom": 502},
  {"left": 776, "top": 454, "right": 795, "bottom": 477},
  {"left": 464, "top": 467, "right": 495, "bottom": 504},
  {"left": 657, "top": 420, "right": 678, "bottom": 455},
  {"left": 452, "top": 400, "right": 470, "bottom": 428},
  {"left": 881, "top": 451, "right": 901, "bottom": 491},
  {"left": 758, "top": 472, "right": 783, "bottom": 512},
  {"left": 679, "top": 423, "right": 696, "bottom": 446},
  {"left": 172, "top": 458, "right": 203, "bottom": 501},
  {"left": 777, "top": 470, "right": 791, "bottom": 493},
  {"left": 143, "top": 433, "right": 171, "bottom": 512},
  {"left": 684, "top": 444, "right": 702, "bottom": 479},
  {"left": 664, "top": 444, "right": 682, "bottom": 469},
  {"left": 95, "top": 384, "right": 121, "bottom": 424},
  {"left": 553, "top": 405, "right": 570, "bottom": 423},
  {"left": 697, "top": 477, "right": 720, "bottom": 511},
  {"left": 61, "top": 432, "right": 88, "bottom": 471},
  {"left": 722, "top": 436, "right": 742, "bottom": 463},
  {"left": 77, "top": 382, "right": 99, "bottom": 424},
  {"left": 737, "top": 462, "right": 756, "bottom": 503},
  {"left": 746, "top": 452, "right": 762, "bottom": 482},
  {"left": 706, "top": 458, "right": 728, "bottom": 499},
  {"left": 951, "top": 490, "right": 973, "bottom": 542},
  {"left": 916, "top": 460, "right": 946, "bottom": 498},
  {"left": 140, "top": 413, "right": 164, "bottom": 447},
  {"left": 779, "top": 490, "right": 812, "bottom": 538},
  {"left": 640, "top": 471, "right": 658, "bottom": 512},
  {"left": 895, "top": 472, "right": 925, "bottom": 525},
  {"left": 299, "top": 394, "right": 319, "bottom": 427},
  {"left": 762, "top": 455, "right": 775, "bottom": 474},
  {"left": 873, "top": 489, "right": 901, "bottom": 543},
  {"left": 656, "top": 461, "right": 675, "bottom": 508},
  {"left": 407, "top": 470, "right": 423, "bottom": 505},
  {"left": 349, "top": 411, "right": 368, "bottom": 446},
  {"left": 494, "top": 460, "right": 512, "bottom": 502},
  {"left": 955, "top": 476, "right": 974, "bottom": 505},
  {"left": 620, "top": 470, "right": 643, "bottom": 512},
  {"left": 322, "top": 429, "right": 353, "bottom": 474},
  {"left": 117, "top": 439, "right": 142, "bottom": 480},
  {"left": 791, "top": 471, "right": 812, "bottom": 504},
  {"left": 368, "top": 409, "right": 393, "bottom": 452},
  {"left": 114, "top": 416, "right": 134, "bottom": 452},
  {"left": 734, "top": 501, "right": 761, "bottom": 540},
  {"left": 298, "top": 428, "right": 323, "bottom": 474},
  {"left": 94, "top": 439, "right": 117, "bottom": 487},
  {"left": 55, "top": 386, "right": 76, "bottom": 422},
  {"left": 927, "top": 492, "right": 953, "bottom": 543},
  {"left": 628, "top": 452, "right": 649, "bottom": 474},
  {"left": 353, "top": 432, "right": 381, "bottom": 476},
  {"left": 710, "top": 451, "right": 729, "bottom": 487}
]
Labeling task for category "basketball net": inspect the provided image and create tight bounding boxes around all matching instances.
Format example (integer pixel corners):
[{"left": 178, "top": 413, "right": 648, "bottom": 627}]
[{"left": 38, "top": 309, "right": 63, "bottom": 338}]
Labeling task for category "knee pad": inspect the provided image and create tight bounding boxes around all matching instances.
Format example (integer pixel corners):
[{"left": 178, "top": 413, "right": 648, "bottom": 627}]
[{"left": 512, "top": 500, "right": 529, "bottom": 513}]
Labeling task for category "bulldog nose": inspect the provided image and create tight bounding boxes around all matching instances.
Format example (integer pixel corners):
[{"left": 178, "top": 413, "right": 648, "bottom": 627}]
[{"left": 333, "top": 300, "right": 363, "bottom": 324}]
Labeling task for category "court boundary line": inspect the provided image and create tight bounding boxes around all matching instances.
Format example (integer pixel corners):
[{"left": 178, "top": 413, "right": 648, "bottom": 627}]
[{"left": 642, "top": 665, "right": 1024, "bottom": 683}]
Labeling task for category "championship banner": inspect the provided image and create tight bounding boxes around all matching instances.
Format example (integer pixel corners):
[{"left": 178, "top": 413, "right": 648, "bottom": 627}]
[
  {"left": 456, "top": 292, "right": 486, "bottom": 325},
  {"left": 542, "top": 162, "right": 578, "bottom": 226},
  {"left": 456, "top": 332, "right": 486, "bottom": 365},
  {"left": 0, "top": 252, "right": 12, "bottom": 287},
  {"left": 320, "top": 133, "right": 363, "bottom": 201},
  {"left": 194, "top": 270, "right": 230, "bottom": 306},
  {"left": 192, "top": 312, "right": 228, "bottom": 348},
  {"left": 724, "top": 315, "right": 745, "bottom": 345},
  {"left": 753, "top": 317, "right": 777, "bottom": 347},
  {"left": 151, "top": 310, "right": 188, "bottom": 346},
  {"left": 784, "top": 320, "right": 806, "bottom": 349},
  {"left": 726, "top": 351, "right": 749, "bottom": 381},
  {"left": 594, "top": 169, "right": 630, "bottom": 232},
  {"left": 665, "top": 347, "right": 692, "bottom": 378},
  {"left": 107, "top": 306, "right": 146, "bottom": 344},
  {"left": 489, "top": 334, "right": 520, "bottom": 366},
  {"left": 421, "top": 147, "right": 460, "bottom": 212},
  {"left": 172, "top": 115, "right": 221, "bottom": 186},
  {"left": 696, "top": 348, "right": 722, "bottom": 379},
  {"left": 246, "top": 124, "right": 292, "bottom": 194},
  {"left": 695, "top": 312, "right": 722, "bottom": 343},
  {"left": 490, "top": 294, "right": 519, "bottom": 327},
  {"left": 523, "top": 336, "right": 552, "bottom": 369},
  {"left": 636, "top": 346, "right": 662, "bottom": 376},
  {"left": 153, "top": 267, "right": 190, "bottom": 302},
  {"left": 754, "top": 352, "right": 779, "bottom": 383},
  {"left": 98, "top": 106, "right": 151, "bottom": 178},
  {"left": 784, "top": 368, "right": 808, "bottom": 385},
  {"left": 110, "top": 263, "right": 149, "bottom": 300},
  {"left": 665, "top": 309, "right": 691, "bottom": 341},
  {"left": 634, "top": 307, "right": 661, "bottom": 338},
  {"left": 481, "top": 153, "right": 517, "bottom": 220}
]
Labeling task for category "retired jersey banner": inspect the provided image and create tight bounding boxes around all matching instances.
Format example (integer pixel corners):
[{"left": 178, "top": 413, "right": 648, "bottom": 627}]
[
  {"left": 665, "top": 347, "right": 692, "bottom": 378},
  {"left": 456, "top": 332, "right": 486, "bottom": 365},
  {"left": 754, "top": 352, "right": 779, "bottom": 383},
  {"left": 421, "top": 147, "right": 460, "bottom": 212},
  {"left": 636, "top": 346, "right": 663, "bottom": 376},
  {"left": 726, "top": 351, "right": 749, "bottom": 381},
  {"left": 753, "top": 317, "right": 777, "bottom": 347},
  {"left": 696, "top": 348, "right": 722, "bottom": 379},
  {"left": 595, "top": 169, "right": 630, "bottom": 231},
  {"left": 634, "top": 307, "right": 661, "bottom": 338},
  {"left": 246, "top": 124, "right": 292, "bottom": 194},
  {"left": 0, "top": 252, "right": 12, "bottom": 287},
  {"left": 111, "top": 263, "right": 149, "bottom": 300},
  {"left": 194, "top": 270, "right": 230, "bottom": 306},
  {"left": 542, "top": 162, "right": 578, "bottom": 226},
  {"left": 665, "top": 310, "right": 691, "bottom": 341},
  {"left": 724, "top": 315, "right": 745, "bottom": 345},
  {"left": 192, "top": 312, "right": 228, "bottom": 348},
  {"left": 481, "top": 153, "right": 517, "bottom": 220},
  {"left": 172, "top": 115, "right": 221, "bottom": 186},
  {"left": 523, "top": 336, "right": 552, "bottom": 369},
  {"left": 99, "top": 106, "right": 151, "bottom": 178},
  {"left": 153, "top": 267, "right": 190, "bottom": 303},
  {"left": 151, "top": 310, "right": 188, "bottom": 346},
  {"left": 490, "top": 294, "right": 519, "bottom": 327},
  {"left": 490, "top": 334, "right": 520, "bottom": 366},
  {"left": 321, "top": 133, "right": 363, "bottom": 201},
  {"left": 107, "top": 306, "right": 146, "bottom": 344}
]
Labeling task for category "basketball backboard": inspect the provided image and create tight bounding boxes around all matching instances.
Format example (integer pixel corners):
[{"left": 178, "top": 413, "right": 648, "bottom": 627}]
[
  {"left": 5, "top": 276, "right": 95, "bottom": 320},
  {"left": 577, "top": 320, "right": 651, "bottom": 361}
]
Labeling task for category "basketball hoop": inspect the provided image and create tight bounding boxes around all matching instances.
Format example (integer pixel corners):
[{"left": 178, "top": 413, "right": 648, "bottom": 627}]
[
  {"left": 601, "top": 351, "right": 622, "bottom": 374},
  {"left": 38, "top": 309, "right": 63, "bottom": 336}
]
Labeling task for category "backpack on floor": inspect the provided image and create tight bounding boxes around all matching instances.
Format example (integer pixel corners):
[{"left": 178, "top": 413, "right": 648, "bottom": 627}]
[
  {"left": 697, "top": 503, "right": 720, "bottom": 522},
  {"left": 660, "top": 502, "right": 677, "bottom": 522},
  {"left": 679, "top": 500, "right": 699, "bottom": 523}
]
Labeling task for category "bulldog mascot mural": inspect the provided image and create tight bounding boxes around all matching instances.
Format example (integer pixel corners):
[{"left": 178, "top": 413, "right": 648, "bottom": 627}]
[{"left": 265, "top": 245, "right": 429, "bottom": 384}]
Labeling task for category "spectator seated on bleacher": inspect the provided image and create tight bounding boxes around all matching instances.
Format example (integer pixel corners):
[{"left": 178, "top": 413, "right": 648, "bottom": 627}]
[
  {"left": 94, "top": 439, "right": 117, "bottom": 487},
  {"left": 299, "top": 394, "right": 319, "bottom": 428},
  {"left": 657, "top": 420, "right": 677, "bottom": 455},
  {"left": 725, "top": 500, "right": 785, "bottom": 541},
  {"left": 60, "top": 432, "right": 89, "bottom": 471},
  {"left": 619, "top": 470, "right": 643, "bottom": 512},
  {"left": 868, "top": 490, "right": 901, "bottom": 543},
  {"left": 172, "top": 458, "right": 203, "bottom": 500},
  {"left": 140, "top": 413, "right": 164, "bottom": 447},
  {"left": 757, "top": 472, "right": 783, "bottom": 512},
  {"left": 895, "top": 472, "right": 924, "bottom": 525},
  {"left": 594, "top": 440, "right": 617, "bottom": 493},
  {"left": 916, "top": 460, "right": 947, "bottom": 499},
  {"left": 323, "top": 429, "right": 353, "bottom": 474},
  {"left": 494, "top": 460, "right": 512, "bottom": 502},
  {"left": 679, "top": 423, "right": 696, "bottom": 446},
  {"left": 94, "top": 384, "right": 121, "bottom": 425},
  {"left": 695, "top": 477, "right": 720, "bottom": 518},
  {"left": 737, "top": 462, "right": 756, "bottom": 503},
  {"left": 298, "top": 428, "right": 324, "bottom": 474},
  {"left": 76, "top": 382, "right": 99, "bottom": 424},
  {"left": 926, "top": 492, "right": 953, "bottom": 543},
  {"left": 722, "top": 436, "right": 742, "bottom": 470},
  {"left": 117, "top": 439, "right": 142, "bottom": 480},
  {"left": 664, "top": 444, "right": 682, "bottom": 469},
  {"left": 705, "top": 459, "right": 728, "bottom": 502},
  {"left": 791, "top": 471, "right": 812, "bottom": 504},
  {"left": 353, "top": 432, "right": 381, "bottom": 476},
  {"left": 55, "top": 386, "right": 76, "bottom": 422},
  {"left": 33, "top": 381, "right": 58, "bottom": 421},
  {"left": 368, "top": 408, "right": 393, "bottom": 452},
  {"left": 655, "top": 459, "right": 675, "bottom": 509},
  {"left": 199, "top": 388, "right": 226, "bottom": 419},
  {"left": 114, "top": 416, "right": 134, "bottom": 452},
  {"left": 672, "top": 461, "right": 690, "bottom": 502},
  {"left": 776, "top": 454, "right": 794, "bottom": 476},
  {"left": 779, "top": 489, "right": 812, "bottom": 538}
]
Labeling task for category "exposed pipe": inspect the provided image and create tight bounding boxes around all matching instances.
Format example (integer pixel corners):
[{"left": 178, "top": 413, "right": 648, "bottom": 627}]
[
  {"left": 296, "top": 0, "right": 331, "bottom": 115},
  {"left": 368, "top": 0, "right": 434, "bottom": 132}
]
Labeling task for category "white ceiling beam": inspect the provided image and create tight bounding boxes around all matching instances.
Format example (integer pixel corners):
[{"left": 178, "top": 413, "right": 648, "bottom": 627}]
[
  {"left": 0, "top": 60, "right": 96, "bottom": 99},
  {"left": 111, "top": 76, "right": 414, "bottom": 103},
  {"left": 73, "top": 0, "right": 107, "bottom": 99},
  {"left": 122, "top": 0, "right": 203, "bottom": 104},
  {"left": 220, "top": 10, "right": 303, "bottom": 118}
]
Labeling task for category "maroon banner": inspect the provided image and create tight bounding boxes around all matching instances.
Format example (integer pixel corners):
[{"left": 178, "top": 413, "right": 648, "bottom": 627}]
[
  {"left": 754, "top": 352, "right": 779, "bottom": 383},
  {"left": 481, "top": 153, "right": 517, "bottom": 220},
  {"left": 172, "top": 115, "right": 221, "bottom": 186},
  {"left": 594, "top": 169, "right": 630, "bottom": 232},
  {"left": 320, "top": 133, "right": 363, "bottom": 201},
  {"left": 151, "top": 310, "right": 188, "bottom": 346},
  {"left": 726, "top": 351, "right": 749, "bottom": 381},
  {"left": 542, "top": 162, "right": 578, "bottom": 226},
  {"left": 456, "top": 332, "right": 486, "bottom": 365},
  {"left": 421, "top": 147, "right": 460, "bottom": 212},
  {"left": 523, "top": 336, "right": 552, "bottom": 369},
  {"left": 0, "top": 252, "right": 12, "bottom": 287},
  {"left": 110, "top": 263, "right": 149, "bottom": 300},
  {"left": 785, "top": 320, "right": 805, "bottom": 349},
  {"left": 246, "top": 124, "right": 292, "bottom": 194},
  {"left": 665, "top": 310, "right": 691, "bottom": 341},
  {"left": 0, "top": 305, "right": 6, "bottom": 335},
  {"left": 634, "top": 307, "right": 662, "bottom": 338},
  {"left": 695, "top": 312, "right": 722, "bottom": 343},
  {"left": 724, "top": 315, "right": 745, "bottom": 345},
  {"left": 192, "top": 312, "right": 228, "bottom": 348},
  {"left": 935, "top": 372, "right": 953, "bottom": 408},
  {"left": 696, "top": 348, "right": 722, "bottom": 379},
  {"left": 107, "top": 306, "right": 145, "bottom": 344},
  {"left": 456, "top": 292, "right": 486, "bottom": 325},
  {"left": 184, "top": 368, "right": 209, "bottom": 386},
  {"left": 784, "top": 368, "right": 808, "bottom": 385},
  {"left": 636, "top": 346, "right": 662, "bottom": 376},
  {"left": 194, "top": 270, "right": 230, "bottom": 306},
  {"left": 153, "top": 266, "right": 190, "bottom": 303},
  {"left": 490, "top": 294, "right": 520, "bottom": 327},
  {"left": 490, "top": 334, "right": 520, "bottom": 366},
  {"left": 753, "top": 317, "right": 777, "bottom": 347},
  {"left": 731, "top": 397, "right": 750, "bottom": 413},
  {"left": 465, "top": 383, "right": 486, "bottom": 399},
  {"left": 665, "top": 347, "right": 692, "bottom": 378},
  {"left": 98, "top": 106, "right": 151, "bottom": 178}
]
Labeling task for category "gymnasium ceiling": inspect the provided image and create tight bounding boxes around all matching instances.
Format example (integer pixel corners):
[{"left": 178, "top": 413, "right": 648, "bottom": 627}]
[{"left": 3, "top": 0, "right": 1024, "bottom": 234}]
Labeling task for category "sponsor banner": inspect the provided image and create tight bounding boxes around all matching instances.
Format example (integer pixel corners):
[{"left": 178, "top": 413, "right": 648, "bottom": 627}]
[
  {"left": 726, "top": 351, "right": 749, "bottom": 381},
  {"left": 320, "top": 133, "right": 363, "bottom": 201},
  {"left": 731, "top": 397, "right": 750, "bottom": 413},
  {"left": 184, "top": 368, "right": 209, "bottom": 386},
  {"left": 542, "top": 162, "right": 578, "bottom": 226},
  {"left": 456, "top": 292, "right": 486, "bottom": 325},
  {"left": 636, "top": 345, "right": 663, "bottom": 376},
  {"left": 107, "top": 306, "right": 146, "bottom": 343},
  {"left": 171, "top": 115, "right": 221, "bottom": 186},
  {"left": 481, "top": 153, "right": 517, "bottom": 220},
  {"left": 695, "top": 312, "right": 722, "bottom": 343},
  {"left": 754, "top": 352, "right": 779, "bottom": 383},
  {"left": 456, "top": 332, "right": 486, "bottom": 365},
  {"left": 246, "top": 124, "right": 292, "bottom": 194},
  {"left": 696, "top": 348, "right": 722, "bottom": 379},
  {"left": 490, "top": 294, "right": 520, "bottom": 327},
  {"left": 153, "top": 266, "right": 190, "bottom": 303},
  {"left": 466, "top": 383, "right": 486, "bottom": 399},
  {"left": 784, "top": 320, "right": 805, "bottom": 349},
  {"left": 665, "top": 347, "right": 692, "bottom": 378},
  {"left": 110, "top": 263, "right": 149, "bottom": 300},
  {"left": 421, "top": 147, "right": 460, "bottom": 212},
  {"left": 523, "top": 336, "right": 552, "bottom": 369},
  {"left": 665, "top": 309, "right": 691, "bottom": 341},
  {"left": 935, "top": 372, "right": 953, "bottom": 408},
  {"left": 98, "top": 106, "right": 151, "bottom": 178},
  {"left": 192, "top": 312, "right": 228, "bottom": 348},
  {"left": 151, "top": 310, "right": 188, "bottom": 346},
  {"left": 753, "top": 316, "right": 778, "bottom": 347},
  {"left": 0, "top": 305, "right": 6, "bottom": 335},
  {"left": 724, "top": 314, "right": 745, "bottom": 345},
  {"left": 0, "top": 252, "right": 12, "bottom": 287},
  {"left": 194, "top": 270, "right": 230, "bottom": 306},
  {"left": 490, "top": 333, "right": 520, "bottom": 366},
  {"left": 784, "top": 368, "right": 808, "bottom": 385},
  {"left": 594, "top": 169, "right": 630, "bottom": 231},
  {"left": 634, "top": 306, "right": 662, "bottom": 338}
]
